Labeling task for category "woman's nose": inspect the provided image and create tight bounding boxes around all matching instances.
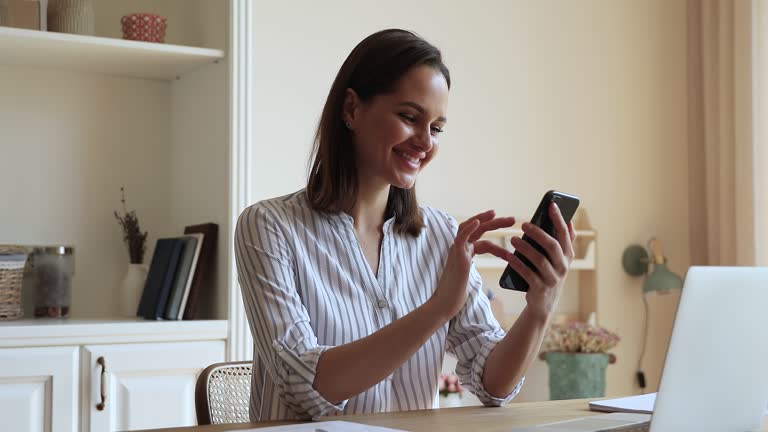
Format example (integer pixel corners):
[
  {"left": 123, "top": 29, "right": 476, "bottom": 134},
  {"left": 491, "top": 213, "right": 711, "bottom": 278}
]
[{"left": 413, "top": 126, "right": 433, "bottom": 152}]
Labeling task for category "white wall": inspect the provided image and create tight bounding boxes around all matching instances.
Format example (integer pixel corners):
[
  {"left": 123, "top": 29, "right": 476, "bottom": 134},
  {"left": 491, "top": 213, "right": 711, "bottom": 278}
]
[
  {"left": 0, "top": 66, "right": 173, "bottom": 318},
  {"left": 252, "top": 0, "right": 690, "bottom": 399}
]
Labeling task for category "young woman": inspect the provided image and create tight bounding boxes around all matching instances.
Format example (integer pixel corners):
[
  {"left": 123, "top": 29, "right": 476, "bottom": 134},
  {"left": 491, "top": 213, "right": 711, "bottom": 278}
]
[{"left": 235, "top": 29, "right": 576, "bottom": 421}]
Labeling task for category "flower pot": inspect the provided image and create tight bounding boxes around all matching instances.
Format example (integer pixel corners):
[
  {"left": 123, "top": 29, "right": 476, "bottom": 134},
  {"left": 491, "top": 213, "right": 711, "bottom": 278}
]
[
  {"left": 121, "top": 13, "right": 167, "bottom": 43},
  {"left": 545, "top": 352, "right": 609, "bottom": 400},
  {"left": 119, "top": 263, "right": 147, "bottom": 318}
]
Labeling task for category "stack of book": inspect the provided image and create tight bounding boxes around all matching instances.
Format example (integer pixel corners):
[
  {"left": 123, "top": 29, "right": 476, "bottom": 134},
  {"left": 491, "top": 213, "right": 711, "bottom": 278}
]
[{"left": 136, "top": 223, "right": 217, "bottom": 320}]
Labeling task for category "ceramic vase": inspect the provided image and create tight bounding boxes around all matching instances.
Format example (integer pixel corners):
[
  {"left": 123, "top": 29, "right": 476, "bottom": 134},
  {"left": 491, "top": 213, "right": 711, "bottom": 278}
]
[
  {"left": 546, "top": 352, "right": 609, "bottom": 400},
  {"left": 47, "top": 0, "right": 95, "bottom": 35},
  {"left": 119, "top": 263, "right": 147, "bottom": 318},
  {"left": 0, "top": 1, "right": 8, "bottom": 27}
]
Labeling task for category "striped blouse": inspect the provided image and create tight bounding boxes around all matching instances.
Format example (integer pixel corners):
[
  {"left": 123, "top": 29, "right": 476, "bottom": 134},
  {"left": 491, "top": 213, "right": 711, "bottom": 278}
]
[{"left": 234, "top": 190, "right": 523, "bottom": 421}]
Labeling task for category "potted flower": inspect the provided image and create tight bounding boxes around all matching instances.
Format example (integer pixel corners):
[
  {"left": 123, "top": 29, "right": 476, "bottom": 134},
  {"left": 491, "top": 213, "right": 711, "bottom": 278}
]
[
  {"left": 114, "top": 187, "right": 148, "bottom": 317},
  {"left": 539, "top": 321, "right": 620, "bottom": 400},
  {"left": 438, "top": 372, "right": 464, "bottom": 408}
]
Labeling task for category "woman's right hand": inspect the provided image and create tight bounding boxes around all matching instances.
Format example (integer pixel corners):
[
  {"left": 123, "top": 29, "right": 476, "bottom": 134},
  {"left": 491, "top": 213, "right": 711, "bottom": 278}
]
[{"left": 431, "top": 210, "right": 516, "bottom": 321}]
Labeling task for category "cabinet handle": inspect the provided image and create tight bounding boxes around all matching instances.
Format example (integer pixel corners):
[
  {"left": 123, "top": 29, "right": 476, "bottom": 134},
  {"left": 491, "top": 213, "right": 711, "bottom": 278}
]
[{"left": 96, "top": 356, "right": 107, "bottom": 411}]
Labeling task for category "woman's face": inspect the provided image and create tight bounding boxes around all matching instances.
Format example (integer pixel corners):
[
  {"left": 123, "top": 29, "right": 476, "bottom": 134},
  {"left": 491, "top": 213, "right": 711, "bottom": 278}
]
[{"left": 344, "top": 65, "right": 449, "bottom": 191}]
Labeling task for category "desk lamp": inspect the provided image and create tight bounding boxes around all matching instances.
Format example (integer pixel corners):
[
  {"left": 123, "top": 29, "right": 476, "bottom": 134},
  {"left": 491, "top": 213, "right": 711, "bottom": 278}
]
[{"left": 622, "top": 238, "right": 683, "bottom": 390}]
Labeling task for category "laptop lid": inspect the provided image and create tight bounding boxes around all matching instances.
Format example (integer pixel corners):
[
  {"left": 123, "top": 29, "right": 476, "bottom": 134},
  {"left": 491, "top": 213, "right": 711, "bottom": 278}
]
[{"left": 651, "top": 266, "right": 768, "bottom": 432}]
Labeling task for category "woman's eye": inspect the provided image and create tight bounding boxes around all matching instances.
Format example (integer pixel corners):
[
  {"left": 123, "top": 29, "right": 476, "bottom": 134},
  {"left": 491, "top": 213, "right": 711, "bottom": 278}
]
[
  {"left": 431, "top": 125, "right": 444, "bottom": 135},
  {"left": 399, "top": 113, "right": 416, "bottom": 122}
]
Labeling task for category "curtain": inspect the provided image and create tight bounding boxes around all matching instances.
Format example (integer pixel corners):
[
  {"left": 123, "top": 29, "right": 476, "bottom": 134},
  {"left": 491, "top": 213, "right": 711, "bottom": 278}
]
[
  {"left": 688, "top": 0, "right": 766, "bottom": 266},
  {"left": 753, "top": 0, "right": 768, "bottom": 265}
]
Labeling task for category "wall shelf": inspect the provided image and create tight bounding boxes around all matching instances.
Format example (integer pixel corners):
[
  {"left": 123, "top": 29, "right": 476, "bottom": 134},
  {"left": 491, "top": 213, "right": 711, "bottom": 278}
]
[
  {"left": 473, "top": 227, "right": 597, "bottom": 271},
  {"left": 467, "top": 208, "right": 599, "bottom": 327},
  {"left": 0, "top": 27, "right": 225, "bottom": 80}
]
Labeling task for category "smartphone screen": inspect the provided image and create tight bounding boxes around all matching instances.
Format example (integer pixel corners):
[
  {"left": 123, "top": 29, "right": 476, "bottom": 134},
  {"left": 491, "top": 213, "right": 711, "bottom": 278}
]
[{"left": 498, "top": 190, "right": 580, "bottom": 291}]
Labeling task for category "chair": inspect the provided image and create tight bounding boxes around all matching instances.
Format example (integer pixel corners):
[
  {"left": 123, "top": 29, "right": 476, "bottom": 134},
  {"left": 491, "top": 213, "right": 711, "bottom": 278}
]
[{"left": 195, "top": 360, "right": 253, "bottom": 425}]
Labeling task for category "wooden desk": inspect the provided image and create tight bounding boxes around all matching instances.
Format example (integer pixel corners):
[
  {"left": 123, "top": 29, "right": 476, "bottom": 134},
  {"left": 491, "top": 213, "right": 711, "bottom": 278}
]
[
  {"left": 133, "top": 398, "right": 766, "bottom": 432},
  {"left": 139, "top": 399, "right": 768, "bottom": 432}
]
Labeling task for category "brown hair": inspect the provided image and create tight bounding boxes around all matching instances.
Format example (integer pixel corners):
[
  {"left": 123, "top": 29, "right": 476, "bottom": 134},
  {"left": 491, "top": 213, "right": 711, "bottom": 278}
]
[{"left": 306, "top": 29, "right": 451, "bottom": 237}]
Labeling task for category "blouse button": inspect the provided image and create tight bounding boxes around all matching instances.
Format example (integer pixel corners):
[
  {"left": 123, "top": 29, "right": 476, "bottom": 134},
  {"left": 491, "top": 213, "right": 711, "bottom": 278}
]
[
  {"left": 377, "top": 299, "right": 388, "bottom": 308},
  {"left": 273, "top": 341, "right": 284, "bottom": 352}
]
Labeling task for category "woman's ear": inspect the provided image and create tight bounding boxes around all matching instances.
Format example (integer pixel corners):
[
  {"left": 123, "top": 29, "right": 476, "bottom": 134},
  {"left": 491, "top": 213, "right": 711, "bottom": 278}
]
[{"left": 342, "top": 88, "right": 360, "bottom": 128}]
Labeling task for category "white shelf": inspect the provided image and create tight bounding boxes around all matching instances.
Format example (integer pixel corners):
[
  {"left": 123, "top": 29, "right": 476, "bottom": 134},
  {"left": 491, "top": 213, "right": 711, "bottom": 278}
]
[
  {"left": 0, "top": 26, "right": 225, "bottom": 80},
  {"left": 479, "top": 227, "right": 596, "bottom": 240},
  {"left": 473, "top": 231, "right": 597, "bottom": 270},
  {"left": 0, "top": 319, "right": 228, "bottom": 348}
]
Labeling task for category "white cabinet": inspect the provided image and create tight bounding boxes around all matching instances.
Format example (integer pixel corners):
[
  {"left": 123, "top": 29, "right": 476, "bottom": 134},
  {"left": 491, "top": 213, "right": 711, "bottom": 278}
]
[
  {"left": 83, "top": 341, "right": 225, "bottom": 432},
  {"left": 0, "top": 346, "right": 79, "bottom": 432},
  {"left": 0, "top": 319, "right": 228, "bottom": 432}
]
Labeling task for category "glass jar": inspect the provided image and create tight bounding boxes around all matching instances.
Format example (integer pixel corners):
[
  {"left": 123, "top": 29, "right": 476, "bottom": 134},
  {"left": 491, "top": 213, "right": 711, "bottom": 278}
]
[{"left": 29, "top": 246, "right": 74, "bottom": 318}]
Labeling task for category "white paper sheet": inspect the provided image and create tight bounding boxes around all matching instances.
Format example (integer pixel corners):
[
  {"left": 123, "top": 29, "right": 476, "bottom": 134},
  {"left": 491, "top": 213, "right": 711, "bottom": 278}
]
[
  {"left": 229, "top": 420, "right": 410, "bottom": 432},
  {"left": 588, "top": 393, "right": 657, "bottom": 414}
]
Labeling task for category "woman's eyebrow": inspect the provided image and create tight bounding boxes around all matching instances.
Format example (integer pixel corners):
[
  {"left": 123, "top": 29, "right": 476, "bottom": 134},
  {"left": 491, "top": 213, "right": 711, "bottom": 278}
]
[{"left": 396, "top": 101, "right": 447, "bottom": 122}]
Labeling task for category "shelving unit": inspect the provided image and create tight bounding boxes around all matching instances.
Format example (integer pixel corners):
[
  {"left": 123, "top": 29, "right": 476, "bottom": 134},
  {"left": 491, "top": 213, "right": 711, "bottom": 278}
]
[
  {"left": 1, "top": 3, "right": 235, "bottom": 324},
  {"left": 0, "top": 1, "right": 255, "bottom": 430},
  {"left": 473, "top": 227, "right": 596, "bottom": 271},
  {"left": 470, "top": 208, "right": 599, "bottom": 325}
]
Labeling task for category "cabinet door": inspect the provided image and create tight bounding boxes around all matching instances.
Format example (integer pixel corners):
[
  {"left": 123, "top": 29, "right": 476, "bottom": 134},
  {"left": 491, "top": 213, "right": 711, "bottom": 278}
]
[
  {"left": 83, "top": 341, "right": 225, "bottom": 432},
  {"left": 0, "top": 346, "right": 79, "bottom": 432}
]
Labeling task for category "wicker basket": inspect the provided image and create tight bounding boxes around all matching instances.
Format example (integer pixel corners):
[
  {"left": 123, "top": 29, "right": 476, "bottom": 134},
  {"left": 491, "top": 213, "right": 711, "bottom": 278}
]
[{"left": 0, "top": 246, "right": 29, "bottom": 321}]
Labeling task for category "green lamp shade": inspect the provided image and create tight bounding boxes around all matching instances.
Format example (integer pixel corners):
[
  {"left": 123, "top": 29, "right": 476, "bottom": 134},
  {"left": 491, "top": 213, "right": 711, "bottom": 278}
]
[{"left": 643, "top": 262, "right": 683, "bottom": 294}]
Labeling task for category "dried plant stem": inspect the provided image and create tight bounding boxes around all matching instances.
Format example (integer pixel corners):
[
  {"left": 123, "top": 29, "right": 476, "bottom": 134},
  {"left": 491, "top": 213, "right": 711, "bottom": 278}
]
[{"left": 114, "top": 187, "right": 148, "bottom": 264}]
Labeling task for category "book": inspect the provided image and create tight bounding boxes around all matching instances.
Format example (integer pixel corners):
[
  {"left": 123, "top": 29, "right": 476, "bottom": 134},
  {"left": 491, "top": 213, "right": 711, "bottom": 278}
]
[
  {"left": 4, "top": 0, "right": 41, "bottom": 30},
  {"left": 176, "top": 232, "right": 204, "bottom": 319},
  {"left": 137, "top": 238, "right": 185, "bottom": 320},
  {"left": 588, "top": 393, "right": 656, "bottom": 414},
  {"left": 163, "top": 234, "right": 202, "bottom": 320},
  {"left": 181, "top": 223, "right": 218, "bottom": 319}
]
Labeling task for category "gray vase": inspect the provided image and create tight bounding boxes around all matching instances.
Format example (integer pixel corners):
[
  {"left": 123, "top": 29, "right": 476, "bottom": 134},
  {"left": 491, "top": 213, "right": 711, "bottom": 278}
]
[
  {"left": 0, "top": 1, "right": 8, "bottom": 26},
  {"left": 47, "top": 0, "right": 94, "bottom": 35}
]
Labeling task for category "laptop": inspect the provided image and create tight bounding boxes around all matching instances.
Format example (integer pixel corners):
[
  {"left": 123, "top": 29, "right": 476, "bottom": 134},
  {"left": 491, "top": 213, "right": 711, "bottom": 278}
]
[{"left": 512, "top": 266, "right": 768, "bottom": 432}]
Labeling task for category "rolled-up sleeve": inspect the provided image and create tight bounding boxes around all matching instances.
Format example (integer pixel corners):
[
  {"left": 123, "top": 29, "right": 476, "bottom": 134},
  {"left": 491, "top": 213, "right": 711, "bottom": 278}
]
[
  {"left": 447, "top": 265, "right": 524, "bottom": 405},
  {"left": 443, "top": 217, "right": 524, "bottom": 406},
  {"left": 235, "top": 204, "right": 347, "bottom": 419}
]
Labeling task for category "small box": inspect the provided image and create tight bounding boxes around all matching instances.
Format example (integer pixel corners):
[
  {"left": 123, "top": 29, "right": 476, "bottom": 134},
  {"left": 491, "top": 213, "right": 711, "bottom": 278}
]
[{"left": 3, "top": 0, "right": 41, "bottom": 30}]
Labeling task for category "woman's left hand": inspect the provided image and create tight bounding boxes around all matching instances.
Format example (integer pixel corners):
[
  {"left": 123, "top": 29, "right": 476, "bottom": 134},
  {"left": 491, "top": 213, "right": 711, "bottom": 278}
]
[{"left": 506, "top": 202, "right": 577, "bottom": 320}]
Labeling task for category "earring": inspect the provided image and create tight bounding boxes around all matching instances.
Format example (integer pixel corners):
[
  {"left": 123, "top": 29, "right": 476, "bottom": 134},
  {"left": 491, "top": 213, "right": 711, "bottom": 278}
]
[{"left": 344, "top": 121, "right": 352, "bottom": 130}]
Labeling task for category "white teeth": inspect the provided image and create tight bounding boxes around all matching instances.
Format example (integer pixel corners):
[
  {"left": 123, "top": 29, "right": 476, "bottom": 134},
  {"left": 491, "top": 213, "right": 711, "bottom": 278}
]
[{"left": 395, "top": 150, "right": 420, "bottom": 164}]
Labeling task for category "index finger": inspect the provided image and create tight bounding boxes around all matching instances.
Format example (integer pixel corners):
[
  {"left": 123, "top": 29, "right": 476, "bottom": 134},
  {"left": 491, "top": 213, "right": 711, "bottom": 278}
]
[
  {"left": 457, "top": 210, "right": 495, "bottom": 236},
  {"left": 468, "top": 216, "right": 517, "bottom": 243}
]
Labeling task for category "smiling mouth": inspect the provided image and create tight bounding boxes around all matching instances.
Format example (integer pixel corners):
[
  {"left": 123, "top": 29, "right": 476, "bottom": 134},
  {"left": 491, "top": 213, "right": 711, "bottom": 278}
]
[{"left": 394, "top": 149, "right": 421, "bottom": 165}]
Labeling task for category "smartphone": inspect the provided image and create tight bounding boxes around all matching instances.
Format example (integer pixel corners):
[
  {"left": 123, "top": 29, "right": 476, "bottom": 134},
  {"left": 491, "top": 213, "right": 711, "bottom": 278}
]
[{"left": 499, "top": 190, "right": 580, "bottom": 291}]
